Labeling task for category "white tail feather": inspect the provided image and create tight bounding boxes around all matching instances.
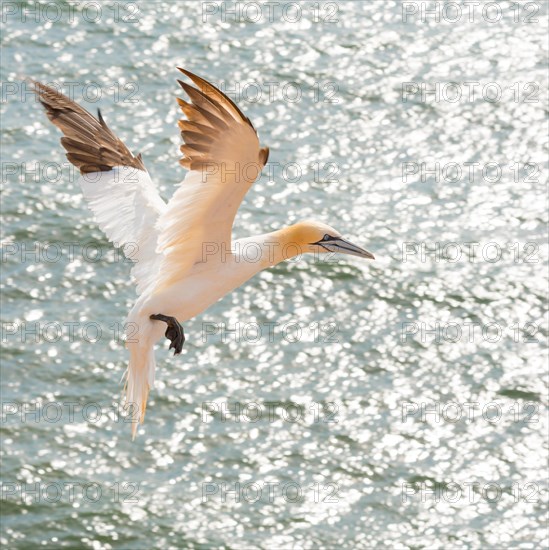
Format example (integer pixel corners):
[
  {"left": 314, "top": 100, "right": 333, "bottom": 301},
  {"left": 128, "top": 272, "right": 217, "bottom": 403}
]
[{"left": 124, "top": 344, "right": 156, "bottom": 439}]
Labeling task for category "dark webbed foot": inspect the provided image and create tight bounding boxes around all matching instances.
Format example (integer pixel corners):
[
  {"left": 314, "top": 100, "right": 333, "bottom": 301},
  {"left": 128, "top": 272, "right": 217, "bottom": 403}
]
[{"left": 150, "top": 314, "right": 185, "bottom": 355}]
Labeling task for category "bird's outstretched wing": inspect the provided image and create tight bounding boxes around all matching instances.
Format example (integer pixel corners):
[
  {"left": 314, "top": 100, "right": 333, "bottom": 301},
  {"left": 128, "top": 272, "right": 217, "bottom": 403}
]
[
  {"left": 153, "top": 68, "right": 269, "bottom": 292},
  {"left": 34, "top": 70, "right": 269, "bottom": 295},
  {"left": 33, "top": 81, "right": 166, "bottom": 294}
]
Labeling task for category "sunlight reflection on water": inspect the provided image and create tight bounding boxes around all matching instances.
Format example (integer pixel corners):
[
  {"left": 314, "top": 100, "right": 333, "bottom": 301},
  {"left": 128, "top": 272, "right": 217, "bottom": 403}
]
[{"left": 1, "top": 1, "right": 547, "bottom": 548}]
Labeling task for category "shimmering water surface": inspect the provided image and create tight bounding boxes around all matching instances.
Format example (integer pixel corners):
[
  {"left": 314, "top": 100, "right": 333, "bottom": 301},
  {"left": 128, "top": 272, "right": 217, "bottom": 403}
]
[{"left": 1, "top": 1, "right": 548, "bottom": 548}]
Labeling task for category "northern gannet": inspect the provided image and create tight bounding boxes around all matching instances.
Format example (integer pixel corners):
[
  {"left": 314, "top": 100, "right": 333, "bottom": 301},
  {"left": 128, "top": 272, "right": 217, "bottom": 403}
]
[{"left": 33, "top": 69, "right": 375, "bottom": 437}]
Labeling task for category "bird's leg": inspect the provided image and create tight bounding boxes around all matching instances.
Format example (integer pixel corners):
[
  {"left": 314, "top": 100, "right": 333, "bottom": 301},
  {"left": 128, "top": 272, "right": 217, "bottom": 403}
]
[{"left": 149, "top": 314, "right": 185, "bottom": 355}]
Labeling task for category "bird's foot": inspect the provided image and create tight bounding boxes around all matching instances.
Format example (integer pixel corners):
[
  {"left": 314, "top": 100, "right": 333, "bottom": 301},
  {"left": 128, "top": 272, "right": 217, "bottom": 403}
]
[{"left": 150, "top": 314, "right": 185, "bottom": 355}]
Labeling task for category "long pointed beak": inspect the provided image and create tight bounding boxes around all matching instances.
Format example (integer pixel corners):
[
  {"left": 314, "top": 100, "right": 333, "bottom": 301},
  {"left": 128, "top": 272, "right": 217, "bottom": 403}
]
[{"left": 323, "top": 238, "right": 375, "bottom": 260}]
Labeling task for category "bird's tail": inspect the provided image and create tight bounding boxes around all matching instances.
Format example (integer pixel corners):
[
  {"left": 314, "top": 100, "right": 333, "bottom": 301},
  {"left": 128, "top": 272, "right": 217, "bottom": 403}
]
[{"left": 123, "top": 343, "right": 156, "bottom": 439}]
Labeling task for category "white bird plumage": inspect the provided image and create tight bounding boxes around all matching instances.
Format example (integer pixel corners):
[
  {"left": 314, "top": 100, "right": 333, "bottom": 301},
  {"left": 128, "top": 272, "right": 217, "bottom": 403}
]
[{"left": 33, "top": 68, "right": 374, "bottom": 438}]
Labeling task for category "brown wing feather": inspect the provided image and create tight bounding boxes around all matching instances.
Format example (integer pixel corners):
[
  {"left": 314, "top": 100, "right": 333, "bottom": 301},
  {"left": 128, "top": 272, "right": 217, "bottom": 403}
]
[
  {"left": 32, "top": 81, "right": 146, "bottom": 174},
  {"left": 175, "top": 68, "right": 269, "bottom": 170},
  {"left": 178, "top": 67, "right": 256, "bottom": 128}
]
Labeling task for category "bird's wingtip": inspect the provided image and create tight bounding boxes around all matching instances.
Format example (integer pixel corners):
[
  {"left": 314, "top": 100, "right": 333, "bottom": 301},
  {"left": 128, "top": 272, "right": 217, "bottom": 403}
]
[
  {"left": 177, "top": 66, "right": 191, "bottom": 77},
  {"left": 177, "top": 67, "right": 204, "bottom": 85},
  {"left": 28, "top": 78, "right": 44, "bottom": 94}
]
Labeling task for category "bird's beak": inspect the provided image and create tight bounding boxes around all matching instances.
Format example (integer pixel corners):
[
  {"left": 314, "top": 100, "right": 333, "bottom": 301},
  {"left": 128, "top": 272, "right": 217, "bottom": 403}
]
[{"left": 321, "top": 238, "right": 375, "bottom": 260}]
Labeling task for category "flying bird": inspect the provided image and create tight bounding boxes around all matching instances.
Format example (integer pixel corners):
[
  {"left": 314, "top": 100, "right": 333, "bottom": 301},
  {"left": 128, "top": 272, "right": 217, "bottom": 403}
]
[{"left": 33, "top": 68, "right": 375, "bottom": 437}]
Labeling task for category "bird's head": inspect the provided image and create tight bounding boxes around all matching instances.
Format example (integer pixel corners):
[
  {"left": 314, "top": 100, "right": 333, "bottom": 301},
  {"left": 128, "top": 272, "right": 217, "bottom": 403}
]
[{"left": 287, "top": 220, "right": 375, "bottom": 260}]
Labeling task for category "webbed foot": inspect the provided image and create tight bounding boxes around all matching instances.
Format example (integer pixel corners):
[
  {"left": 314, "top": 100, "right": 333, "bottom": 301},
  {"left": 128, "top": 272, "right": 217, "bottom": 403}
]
[{"left": 150, "top": 314, "right": 185, "bottom": 355}]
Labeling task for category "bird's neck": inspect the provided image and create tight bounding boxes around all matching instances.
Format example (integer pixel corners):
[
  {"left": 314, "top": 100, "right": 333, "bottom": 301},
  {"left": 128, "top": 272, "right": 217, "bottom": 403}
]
[{"left": 237, "top": 226, "right": 309, "bottom": 269}]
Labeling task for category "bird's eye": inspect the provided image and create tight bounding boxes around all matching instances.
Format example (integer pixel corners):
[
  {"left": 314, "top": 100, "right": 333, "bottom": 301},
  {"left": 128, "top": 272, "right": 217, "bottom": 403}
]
[{"left": 323, "top": 234, "right": 331, "bottom": 241}]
